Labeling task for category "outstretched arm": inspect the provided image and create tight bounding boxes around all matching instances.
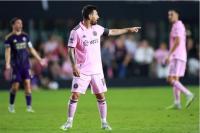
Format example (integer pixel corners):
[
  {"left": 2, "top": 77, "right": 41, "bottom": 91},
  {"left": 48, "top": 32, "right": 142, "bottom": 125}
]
[{"left": 108, "top": 27, "right": 141, "bottom": 36}]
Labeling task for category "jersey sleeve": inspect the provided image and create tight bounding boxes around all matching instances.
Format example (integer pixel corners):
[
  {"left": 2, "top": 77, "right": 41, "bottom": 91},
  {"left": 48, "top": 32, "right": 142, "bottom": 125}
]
[
  {"left": 97, "top": 25, "right": 109, "bottom": 36},
  {"left": 26, "top": 35, "right": 33, "bottom": 48},
  {"left": 68, "top": 30, "right": 78, "bottom": 48},
  {"left": 4, "top": 36, "right": 11, "bottom": 48},
  {"left": 171, "top": 23, "right": 182, "bottom": 38}
]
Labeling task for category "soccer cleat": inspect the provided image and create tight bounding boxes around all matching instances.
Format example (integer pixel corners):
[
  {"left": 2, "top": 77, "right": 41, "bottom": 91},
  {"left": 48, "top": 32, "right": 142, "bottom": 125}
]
[
  {"left": 185, "top": 94, "right": 195, "bottom": 108},
  {"left": 166, "top": 103, "right": 182, "bottom": 110},
  {"left": 102, "top": 122, "right": 112, "bottom": 131},
  {"left": 60, "top": 121, "right": 73, "bottom": 131},
  {"left": 26, "top": 107, "right": 35, "bottom": 113},
  {"left": 8, "top": 105, "right": 16, "bottom": 113}
]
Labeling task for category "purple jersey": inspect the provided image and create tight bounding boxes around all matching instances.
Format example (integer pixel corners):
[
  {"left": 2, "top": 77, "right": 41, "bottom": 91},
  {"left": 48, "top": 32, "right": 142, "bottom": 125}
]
[{"left": 4, "top": 32, "right": 33, "bottom": 69}]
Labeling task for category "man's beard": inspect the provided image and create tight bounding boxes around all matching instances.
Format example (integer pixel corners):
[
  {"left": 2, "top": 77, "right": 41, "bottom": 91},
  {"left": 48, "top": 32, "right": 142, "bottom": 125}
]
[{"left": 91, "top": 20, "right": 97, "bottom": 25}]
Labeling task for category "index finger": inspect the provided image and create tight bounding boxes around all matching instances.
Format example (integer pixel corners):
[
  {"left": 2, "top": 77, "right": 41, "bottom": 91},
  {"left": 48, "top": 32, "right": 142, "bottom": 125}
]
[{"left": 134, "top": 27, "right": 141, "bottom": 29}]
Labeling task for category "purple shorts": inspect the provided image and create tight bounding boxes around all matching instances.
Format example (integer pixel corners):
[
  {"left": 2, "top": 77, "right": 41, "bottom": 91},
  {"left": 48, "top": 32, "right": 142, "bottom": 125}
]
[
  {"left": 11, "top": 68, "right": 31, "bottom": 83},
  {"left": 168, "top": 59, "right": 186, "bottom": 77}
]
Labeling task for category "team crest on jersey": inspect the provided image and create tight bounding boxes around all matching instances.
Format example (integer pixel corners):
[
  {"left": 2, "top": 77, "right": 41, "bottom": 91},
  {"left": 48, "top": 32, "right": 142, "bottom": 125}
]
[
  {"left": 22, "top": 37, "right": 27, "bottom": 41},
  {"left": 93, "top": 31, "right": 97, "bottom": 36},
  {"left": 13, "top": 39, "right": 17, "bottom": 43},
  {"left": 73, "top": 83, "right": 78, "bottom": 89}
]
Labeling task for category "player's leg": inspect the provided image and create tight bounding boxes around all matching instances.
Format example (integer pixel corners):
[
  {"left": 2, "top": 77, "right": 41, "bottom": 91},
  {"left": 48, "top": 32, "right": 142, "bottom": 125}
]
[
  {"left": 24, "top": 79, "right": 34, "bottom": 112},
  {"left": 168, "top": 76, "right": 194, "bottom": 108},
  {"left": 60, "top": 74, "right": 90, "bottom": 131},
  {"left": 8, "top": 68, "right": 21, "bottom": 113},
  {"left": 91, "top": 74, "right": 112, "bottom": 130},
  {"left": 8, "top": 82, "right": 20, "bottom": 113},
  {"left": 68, "top": 92, "right": 80, "bottom": 122},
  {"left": 60, "top": 92, "right": 80, "bottom": 131},
  {"left": 166, "top": 76, "right": 181, "bottom": 109},
  {"left": 95, "top": 93, "right": 111, "bottom": 130},
  {"left": 23, "top": 69, "right": 34, "bottom": 112},
  {"left": 167, "top": 59, "right": 194, "bottom": 109},
  {"left": 95, "top": 93, "right": 107, "bottom": 123}
]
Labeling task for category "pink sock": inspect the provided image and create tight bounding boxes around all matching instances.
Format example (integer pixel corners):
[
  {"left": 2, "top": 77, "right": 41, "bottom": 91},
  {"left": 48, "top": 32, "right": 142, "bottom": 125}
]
[
  {"left": 97, "top": 99, "right": 107, "bottom": 123},
  {"left": 67, "top": 99, "right": 78, "bottom": 121},
  {"left": 173, "top": 87, "right": 181, "bottom": 104},
  {"left": 173, "top": 81, "right": 192, "bottom": 96}
]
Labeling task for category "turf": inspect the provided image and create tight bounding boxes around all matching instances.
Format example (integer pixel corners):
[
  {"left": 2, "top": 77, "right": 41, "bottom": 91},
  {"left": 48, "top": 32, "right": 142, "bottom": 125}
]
[{"left": 0, "top": 86, "right": 199, "bottom": 133}]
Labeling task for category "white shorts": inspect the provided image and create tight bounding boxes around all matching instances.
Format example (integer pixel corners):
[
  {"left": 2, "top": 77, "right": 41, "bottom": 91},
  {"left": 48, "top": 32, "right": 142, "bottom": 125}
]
[
  {"left": 71, "top": 73, "right": 107, "bottom": 94},
  {"left": 168, "top": 59, "right": 186, "bottom": 77}
]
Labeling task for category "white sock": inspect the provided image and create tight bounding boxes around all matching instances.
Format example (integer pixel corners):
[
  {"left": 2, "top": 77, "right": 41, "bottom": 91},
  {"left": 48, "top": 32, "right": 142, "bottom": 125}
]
[
  {"left": 101, "top": 118, "right": 107, "bottom": 123},
  {"left": 27, "top": 105, "right": 32, "bottom": 109},
  {"left": 68, "top": 117, "right": 73, "bottom": 122}
]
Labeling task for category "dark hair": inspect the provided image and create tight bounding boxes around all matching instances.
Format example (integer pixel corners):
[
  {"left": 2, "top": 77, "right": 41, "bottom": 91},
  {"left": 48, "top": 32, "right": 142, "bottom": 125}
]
[
  {"left": 82, "top": 5, "right": 97, "bottom": 20},
  {"left": 10, "top": 17, "right": 21, "bottom": 26},
  {"left": 169, "top": 9, "right": 180, "bottom": 15}
]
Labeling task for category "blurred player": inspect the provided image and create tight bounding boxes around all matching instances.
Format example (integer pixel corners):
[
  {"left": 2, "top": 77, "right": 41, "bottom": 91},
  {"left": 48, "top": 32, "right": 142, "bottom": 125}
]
[
  {"left": 5, "top": 17, "right": 47, "bottom": 113},
  {"left": 165, "top": 10, "right": 194, "bottom": 109},
  {"left": 60, "top": 5, "right": 141, "bottom": 131}
]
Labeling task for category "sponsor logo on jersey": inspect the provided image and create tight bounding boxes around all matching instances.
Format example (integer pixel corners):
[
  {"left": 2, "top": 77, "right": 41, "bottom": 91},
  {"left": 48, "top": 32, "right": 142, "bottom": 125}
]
[{"left": 83, "top": 39, "right": 99, "bottom": 46}]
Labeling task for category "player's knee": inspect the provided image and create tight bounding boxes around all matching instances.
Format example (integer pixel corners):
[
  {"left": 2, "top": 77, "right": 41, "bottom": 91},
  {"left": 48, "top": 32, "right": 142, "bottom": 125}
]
[
  {"left": 71, "top": 93, "right": 80, "bottom": 100},
  {"left": 95, "top": 93, "right": 105, "bottom": 100},
  {"left": 10, "top": 88, "right": 17, "bottom": 94},
  {"left": 25, "top": 89, "right": 32, "bottom": 95},
  {"left": 167, "top": 77, "right": 178, "bottom": 85},
  {"left": 24, "top": 81, "right": 31, "bottom": 89},
  {"left": 11, "top": 84, "right": 19, "bottom": 92}
]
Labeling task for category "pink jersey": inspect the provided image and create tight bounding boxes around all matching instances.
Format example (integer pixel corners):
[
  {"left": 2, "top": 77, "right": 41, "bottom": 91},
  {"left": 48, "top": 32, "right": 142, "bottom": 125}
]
[
  {"left": 169, "top": 20, "right": 187, "bottom": 62},
  {"left": 68, "top": 22, "right": 108, "bottom": 75}
]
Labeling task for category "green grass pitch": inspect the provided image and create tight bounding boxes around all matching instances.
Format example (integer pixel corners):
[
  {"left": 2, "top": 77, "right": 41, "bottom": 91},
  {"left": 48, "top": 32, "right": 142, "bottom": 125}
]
[{"left": 0, "top": 86, "right": 199, "bottom": 133}]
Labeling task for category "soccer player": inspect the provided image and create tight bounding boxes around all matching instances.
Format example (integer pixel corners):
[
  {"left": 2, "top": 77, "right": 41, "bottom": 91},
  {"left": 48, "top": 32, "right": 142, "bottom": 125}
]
[
  {"left": 5, "top": 17, "right": 46, "bottom": 113},
  {"left": 166, "top": 10, "right": 194, "bottom": 109},
  {"left": 60, "top": 5, "right": 141, "bottom": 131}
]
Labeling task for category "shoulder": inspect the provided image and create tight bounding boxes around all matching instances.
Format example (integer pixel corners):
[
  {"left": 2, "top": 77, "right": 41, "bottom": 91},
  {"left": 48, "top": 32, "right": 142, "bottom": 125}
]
[
  {"left": 93, "top": 24, "right": 104, "bottom": 29},
  {"left": 175, "top": 21, "right": 184, "bottom": 28},
  {"left": 5, "top": 32, "right": 14, "bottom": 40},
  {"left": 72, "top": 24, "right": 81, "bottom": 31},
  {"left": 21, "top": 32, "right": 30, "bottom": 38}
]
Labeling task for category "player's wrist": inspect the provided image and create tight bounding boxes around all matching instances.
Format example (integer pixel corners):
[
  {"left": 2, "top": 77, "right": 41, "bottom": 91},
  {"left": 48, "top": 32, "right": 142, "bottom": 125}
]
[
  {"left": 126, "top": 28, "right": 131, "bottom": 33},
  {"left": 71, "top": 64, "right": 77, "bottom": 69}
]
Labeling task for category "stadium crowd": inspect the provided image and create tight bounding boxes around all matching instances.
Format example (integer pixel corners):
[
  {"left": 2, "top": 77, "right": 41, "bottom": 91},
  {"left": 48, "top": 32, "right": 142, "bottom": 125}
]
[{"left": 0, "top": 19, "right": 199, "bottom": 89}]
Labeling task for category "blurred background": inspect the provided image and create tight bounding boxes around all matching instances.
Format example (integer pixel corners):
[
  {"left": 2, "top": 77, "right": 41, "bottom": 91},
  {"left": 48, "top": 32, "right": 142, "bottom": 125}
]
[{"left": 0, "top": 1, "right": 199, "bottom": 90}]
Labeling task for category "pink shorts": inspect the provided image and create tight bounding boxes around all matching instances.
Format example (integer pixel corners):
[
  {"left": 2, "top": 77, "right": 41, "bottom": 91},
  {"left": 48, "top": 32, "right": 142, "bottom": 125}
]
[
  {"left": 71, "top": 73, "right": 107, "bottom": 94},
  {"left": 168, "top": 59, "right": 186, "bottom": 77}
]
